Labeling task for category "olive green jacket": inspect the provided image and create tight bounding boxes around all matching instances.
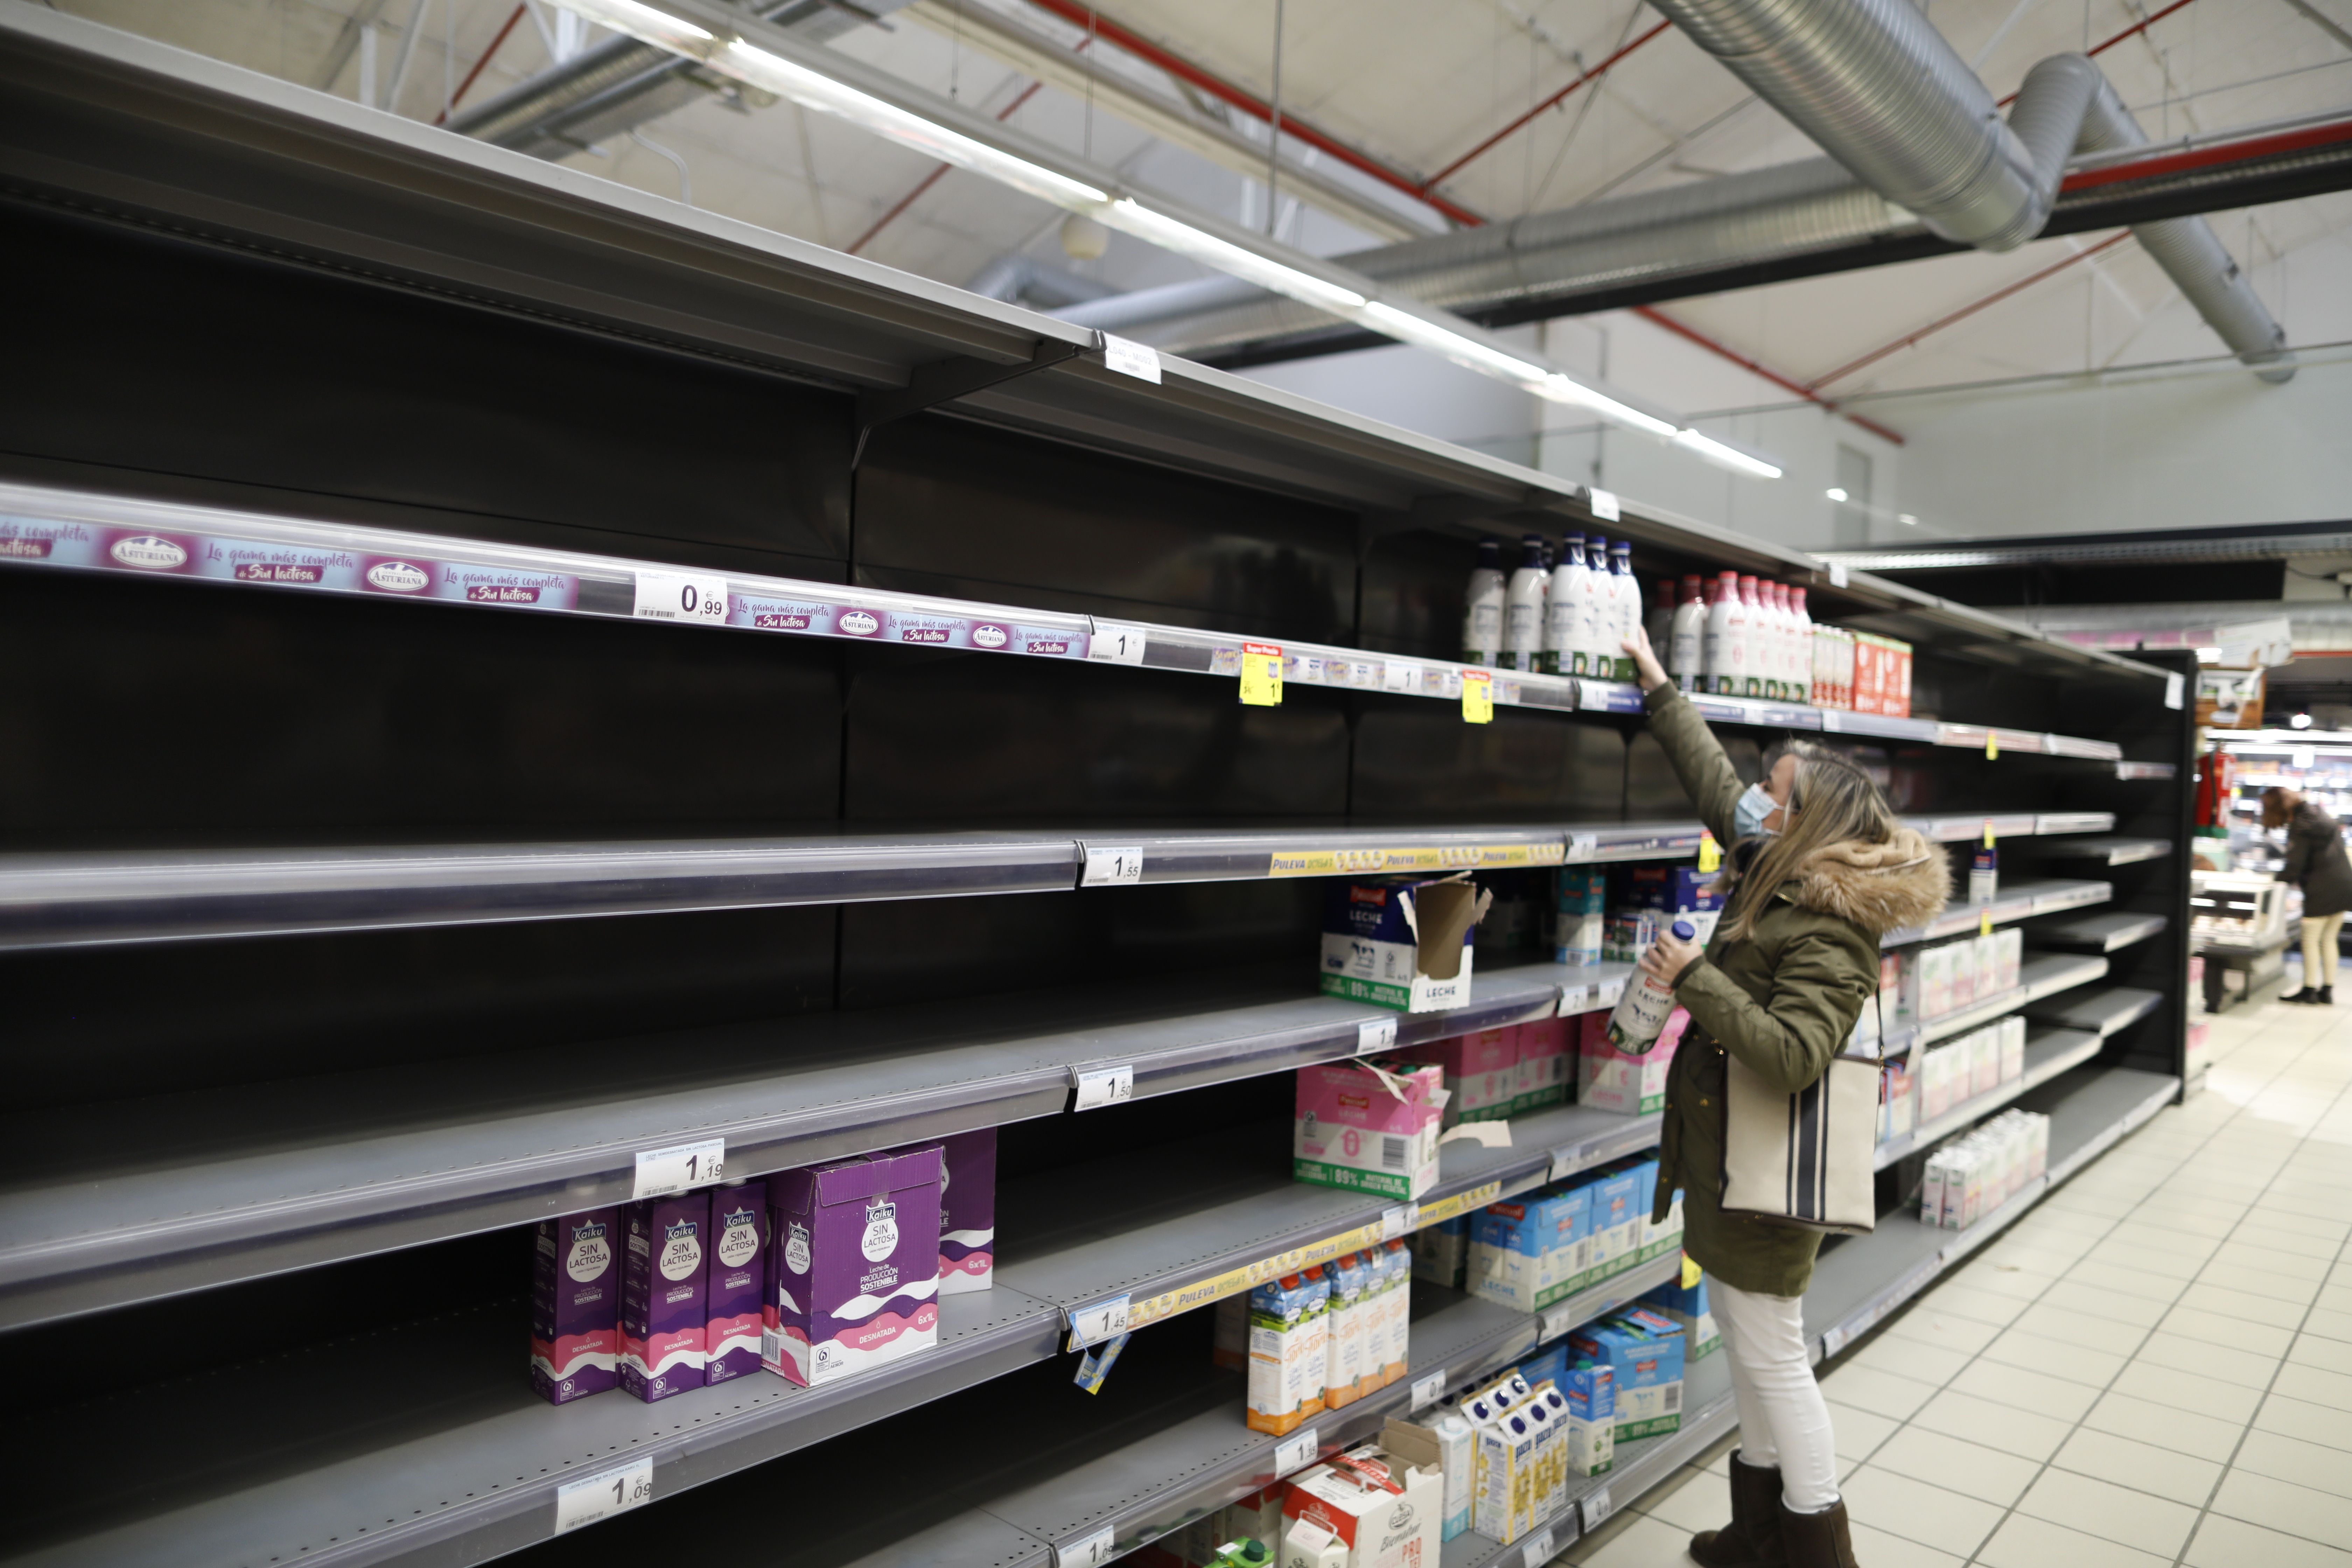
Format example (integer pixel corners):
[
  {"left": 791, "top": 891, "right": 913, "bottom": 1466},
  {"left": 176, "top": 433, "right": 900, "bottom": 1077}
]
[{"left": 1644, "top": 685, "right": 1949, "bottom": 1297}]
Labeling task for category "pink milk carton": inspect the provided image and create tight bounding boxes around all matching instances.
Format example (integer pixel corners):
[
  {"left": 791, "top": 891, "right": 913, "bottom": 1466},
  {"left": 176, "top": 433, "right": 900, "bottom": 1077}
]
[
  {"left": 1578, "top": 1007, "right": 1684, "bottom": 1114},
  {"left": 1514, "top": 1016, "right": 1570, "bottom": 1113},
  {"left": 1293, "top": 1059, "right": 1447, "bottom": 1199},
  {"left": 1394, "top": 1027, "right": 1518, "bottom": 1125}
]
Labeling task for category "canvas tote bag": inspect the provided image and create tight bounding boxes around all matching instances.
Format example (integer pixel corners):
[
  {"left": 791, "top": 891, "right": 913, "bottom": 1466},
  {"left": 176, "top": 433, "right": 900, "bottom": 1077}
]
[{"left": 1718, "top": 991, "right": 1884, "bottom": 1234}]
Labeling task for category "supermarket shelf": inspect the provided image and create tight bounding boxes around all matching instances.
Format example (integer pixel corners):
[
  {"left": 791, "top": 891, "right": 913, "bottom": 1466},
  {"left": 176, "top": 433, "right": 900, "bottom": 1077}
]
[
  {"left": 1439, "top": 1351, "right": 1740, "bottom": 1567},
  {"left": 2115, "top": 761, "right": 2177, "bottom": 779},
  {"left": 2049, "top": 837, "right": 2175, "bottom": 866},
  {"left": 1574, "top": 680, "right": 2121, "bottom": 758},
  {"left": 0, "top": 960, "right": 1617, "bottom": 1330},
  {"left": 1909, "top": 952, "right": 2112, "bottom": 1050},
  {"left": 2033, "top": 812, "right": 2120, "bottom": 835},
  {"left": 1809, "top": 1063, "right": 2177, "bottom": 1361},
  {"left": 2033, "top": 911, "right": 2170, "bottom": 953},
  {"left": 1873, "top": 1028, "right": 2104, "bottom": 1169},
  {"left": 1881, "top": 878, "right": 2111, "bottom": 948},
  {"left": 2025, "top": 985, "right": 2165, "bottom": 1039},
  {"left": 1099, "top": 822, "right": 1700, "bottom": 884}
]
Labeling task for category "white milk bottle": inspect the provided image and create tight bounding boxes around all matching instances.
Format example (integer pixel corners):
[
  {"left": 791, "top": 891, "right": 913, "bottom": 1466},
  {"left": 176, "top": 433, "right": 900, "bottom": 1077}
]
[
  {"left": 1542, "top": 533, "right": 1587, "bottom": 676},
  {"left": 1576, "top": 535, "right": 1613, "bottom": 678},
  {"left": 1502, "top": 533, "right": 1548, "bottom": 671},
  {"left": 1609, "top": 541, "right": 1640, "bottom": 681},
  {"left": 1463, "top": 539, "right": 1504, "bottom": 666},
  {"left": 1737, "top": 575, "right": 1765, "bottom": 696},
  {"left": 1668, "top": 574, "right": 1705, "bottom": 692},
  {"left": 1606, "top": 919, "right": 1697, "bottom": 1050},
  {"left": 1787, "top": 586, "right": 1813, "bottom": 704},
  {"left": 1702, "top": 570, "right": 1740, "bottom": 694}
]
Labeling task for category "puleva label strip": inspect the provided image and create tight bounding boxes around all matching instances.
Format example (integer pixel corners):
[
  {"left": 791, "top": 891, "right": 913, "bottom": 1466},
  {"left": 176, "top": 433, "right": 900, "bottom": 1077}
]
[
  {"left": 1124, "top": 1181, "right": 1502, "bottom": 1330},
  {"left": 1267, "top": 844, "right": 1566, "bottom": 877}
]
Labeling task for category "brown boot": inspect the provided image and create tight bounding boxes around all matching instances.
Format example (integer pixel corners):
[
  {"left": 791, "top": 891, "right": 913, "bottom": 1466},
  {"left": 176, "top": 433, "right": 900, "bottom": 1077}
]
[
  {"left": 1779, "top": 1496, "right": 1859, "bottom": 1567},
  {"left": 1688, "top": 1452, "right": 1785, "bottom": 1567}
]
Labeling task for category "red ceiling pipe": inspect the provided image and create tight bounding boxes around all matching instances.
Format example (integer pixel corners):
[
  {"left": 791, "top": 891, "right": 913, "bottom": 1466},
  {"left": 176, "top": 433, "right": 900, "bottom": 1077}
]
[
  {"left": 1421, "top": 22, "right": 1673, "bottom": 193},
  {"left": 2061, "top": 113, "right": 2352, "bottom": 193},
  {"left": 1633, "top": 306, "right": 1906, "bottom": 445},
  {"left": 1996, "top": 0, "right": 2200, "bottom": 106},
  {"left": 434, "top": 3, "right": 526, "bottom": 125}
]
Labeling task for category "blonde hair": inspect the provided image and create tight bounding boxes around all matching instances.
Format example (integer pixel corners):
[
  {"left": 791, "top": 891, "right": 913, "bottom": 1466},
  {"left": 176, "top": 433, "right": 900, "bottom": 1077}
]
[{"left": 1721, "top": 740, "right": 1901, "bottom": 942}]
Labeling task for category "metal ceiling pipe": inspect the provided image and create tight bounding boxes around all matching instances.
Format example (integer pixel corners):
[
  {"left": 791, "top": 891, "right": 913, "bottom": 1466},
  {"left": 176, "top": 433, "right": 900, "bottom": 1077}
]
[{"left": 1647, "top": 0, "right": 2292, "bottom": 375}]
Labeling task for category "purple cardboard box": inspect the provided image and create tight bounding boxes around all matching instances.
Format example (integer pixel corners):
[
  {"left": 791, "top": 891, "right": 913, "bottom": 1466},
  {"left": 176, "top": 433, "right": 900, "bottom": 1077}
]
[
  {"left": 530, "top": 1207, "right": 620, "bottom": 1404},
  {"left": 765, "top": 1147, "right": 941, "bottom": 1387},
  {"left": 937, "top": 1128, "right": 996, "bottom": 1295},
  {"left": 620, "top": 1191, "right": 710, "bottom": 1402},
  {"left": 705, "top": 1181, "right": 768, "bottom": 1385}
]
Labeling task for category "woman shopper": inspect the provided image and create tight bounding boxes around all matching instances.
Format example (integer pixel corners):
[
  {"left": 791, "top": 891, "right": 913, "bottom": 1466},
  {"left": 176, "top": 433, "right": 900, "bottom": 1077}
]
[
  {"left": 1622, "top": 628, "right": 1946, "bottom": 1568},
  {"left": 2265, "top": 785, "right": 2352, "bottom": 1003}
]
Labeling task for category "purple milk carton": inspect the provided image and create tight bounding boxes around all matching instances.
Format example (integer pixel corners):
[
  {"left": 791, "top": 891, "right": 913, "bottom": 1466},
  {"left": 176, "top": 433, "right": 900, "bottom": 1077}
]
[
  {"left": 884, "top": 1128, "right": 998, "bottom": 1295},
  {"left": 765, "top": 1147, "right": 942, "bottom": 1387},
  {"left": 530, "top": 1207, "right": 620, "bottom": 1404},
  {"left": 620, "top": 1191, "right": 709, "bottom": 1402},
  {"left": 704, "top": 1181, "right": 768, "bottom": 1385}
]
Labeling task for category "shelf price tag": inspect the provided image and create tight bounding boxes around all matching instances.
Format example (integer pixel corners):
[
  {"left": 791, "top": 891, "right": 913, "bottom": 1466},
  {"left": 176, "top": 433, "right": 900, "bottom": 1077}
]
[
  {"left": 1055, "top": 1526, "right": 1118, "bottom": 1568},
  {"left": 1410, "top": 1368, "right": 1447, "bottom": 1412},
  {"left": 1582, "top": 1485, "right": 1614, "bottom": 1530},
  {"left": 1240, "top": 642, "right": 1284, "bottom": 706},
  {"left": 1697, "top": 831, "right": 1721, "bottom": 872},
  {"left": 1682, "top": 1255, "right": 1703, "bottom": 1289},
  {"left": 1462, "top": 668, "right": 1494, "bottom": 724},
  {"left": 1566, "top": 832, "right": 1598, "bottom": 862},
  {"left": 1596, "top": 977, "right": 1627, "bottom": 1009},
  {"left": 2165, "top": 672, "right": 2185, "bottom": 710},
  {"left": 1558, "top": 982, "right": 1591, "bottom": 1017},
  {"left": 1071, "top": 1064, "right": 1134, "bottom": 1112},
  {"left": 1101, "top": 333, "right": 1162, "bottom": 383},
  {"left": 631, "top": 570, "right": 729, "bottom": 625},
  {"left": 1589, "top": 487, "right": 1620, "bottom": 522},
  {"left": 1381, "top": 660, "right": 1417, "bottom": 693},
  {"left": 1979, "top": 909, "right": 1993, "bottom": 937},
  {"left": 1086, "top": 621, "right": 1148, "bottom": 665},
  {"left": 1273, "top": 1426, "right": 1321, "bottom": 1477},
  {"left": 554, "top": 1457, "right": 654, "bottom": 1534},
  {"left": 1082, "top": 846, "right": 1145, "bottom": 886},
  {"left": 1828, "top": 561, "right": 1848, "bottom": 588},
  {"left": 1357, "top": 1016, "right": 1398, "bottom": 1055},
  {"left": 1381, "top": 1203, "right": 1419, "bottom": 1240},
  {"left": 632, "top": 1136, "right": 724, "bottom": 1200},
  {"left": 1066, "top": 1293, "right": 1131, "bottom": 1350},
  {"left": 1073, "top": 1331, "right": 1130, "bottom": 1392},
  {"left": 1520, "top": 1524, "right": 1556, "bottom": 1567}
]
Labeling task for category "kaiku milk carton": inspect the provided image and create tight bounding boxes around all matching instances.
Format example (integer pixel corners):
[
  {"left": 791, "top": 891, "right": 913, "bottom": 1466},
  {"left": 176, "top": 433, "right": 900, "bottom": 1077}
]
[
  {"left": 765, "top": 1147, "right": 943, "bottom": 1387},
  {"left": 704, "top": 1181, "right": 768, "bottom": 1386},
  {"left": 883, "top": 1128, "right": 997, "bottom": 1294},
  {"left": 1319, "top": 874, "right": 1493, "bottom": 1013},
  {"left": 531, "top": 1207, "right": 620, "bottom": 1405},
  {"left": 620, "top": 1192, "right": 709, "bottom": 1402},
  {"left": 1294, "top": 1059, "right": 1447, "bottom": 1200}
]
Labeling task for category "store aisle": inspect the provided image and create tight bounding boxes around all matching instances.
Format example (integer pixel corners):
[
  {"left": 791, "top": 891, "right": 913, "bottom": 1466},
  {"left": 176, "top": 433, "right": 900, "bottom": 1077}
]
[{"left": 1561, "top": 995, "right": 2352, "bottom": 1567}]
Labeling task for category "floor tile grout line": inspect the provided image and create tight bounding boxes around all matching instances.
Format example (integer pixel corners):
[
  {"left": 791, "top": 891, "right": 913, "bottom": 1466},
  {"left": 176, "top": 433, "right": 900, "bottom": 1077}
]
[
  {"left": 1937, "top": 1015, "right": 2352, "bottom": 1566},
  {"left": 2169, "top": 1044, "right": 2352, "bottom": 1568}
]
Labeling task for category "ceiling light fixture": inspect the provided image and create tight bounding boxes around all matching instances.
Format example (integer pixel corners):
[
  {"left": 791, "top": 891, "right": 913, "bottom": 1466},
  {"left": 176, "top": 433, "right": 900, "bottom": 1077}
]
[
  {"left": 1826, "top": 487, "right": 1848, "bottom": 502},
  {"left": 542, "top": 0, "right": 1783, "bottom": 481},
  {"left": 1898, "top": 513, "right": 1919, "bottom": 526}
]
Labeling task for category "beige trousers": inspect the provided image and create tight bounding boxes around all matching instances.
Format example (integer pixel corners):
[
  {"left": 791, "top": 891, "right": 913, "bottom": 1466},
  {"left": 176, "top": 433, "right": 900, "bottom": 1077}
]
[{"left": 2304, "top": 911, "right": 2345, "bottom": 991}]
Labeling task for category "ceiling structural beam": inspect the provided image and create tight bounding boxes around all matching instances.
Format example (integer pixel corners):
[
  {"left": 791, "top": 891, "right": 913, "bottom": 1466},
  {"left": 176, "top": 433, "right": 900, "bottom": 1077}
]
[
  {"left": 2280, "top": 0, "right": 2352, "bottom": 54},
  {"left": 1417, "top": 21, "right": 1674, "bottom": 195},
  {"left": 434, "top": 4, "right": 528, "bottom": 125},
  {"left": 1806, "top": 231, "right": 2133, "bottom": 391},
  {"left": 895, "top": 0, "right": 1437, "bottom": 242},
  {"left": 1017, "top": 0, "right": 1483, "bottom": 227},
  {"left": 1630, "top": 305, "right": 1906, "bottom": 444}
]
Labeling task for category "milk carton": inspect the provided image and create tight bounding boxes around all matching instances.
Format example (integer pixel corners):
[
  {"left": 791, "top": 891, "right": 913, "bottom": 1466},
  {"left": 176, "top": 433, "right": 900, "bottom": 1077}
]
[
  {"left": 1513, "top": 1016, "right": 1570, "bottom": 1113},
  {"left": 2000, "top": 1015, "right": 2026, "bottom": 1083},
  {"left": 1578, "top": 1005, "right": 1684, "bottom": 1115},
  {"left": 1572, "top": 1310, "right": 1685, "bottom": 1440},
  {"left": 1324, "top": 1252, "right": 1370, "bottom": 1409},
  {"left": 1974, "top": 932, "right": 2002, "bottom": 998},
  {"left": 1374, "top": 1240, "right": 1412, "bottom": 1387},
  {"left": 1968, "top": 1026, "right": 2002, "bottom": 1099},
  {"left": 1470, "top": 1405, "right": 1541, "bottom": 1545},
  {"left": 1993, "top": 927, "right": 2022, "bottom": 994},
  {"left": 1920, "top": 944, "right": 1954, "bottom": 1018},
  {"left": 1294, "top": 1059, "right": 1447, "bottom": 1199},
  {"left": 531, "top": 1207, "right": 620, "bottom": 1404},
  {"left": 1381, "top": 1414, "right": 1474, "bottom": 1541},
  {"left": 1410, "top": 1214, "right": 1469, "bottom": 1288},
  {"left": 1470, "top": 1186, "right": 1592, "bottom": 1312},
  {"left": 1393, "top": 1028, "right": 1517, "bottom": 1126},
  {"left": 620, "top": 1191, "right": 709, "bottom": 1402},
  {"left": 1461, "top": 1369, "right": 1533, "bottom": 1426},
  {"left": 1282, "top": 1450, "right": 1443, "bottom": 1568},
  {"left": 1554, "top": 867, "right": 1606, "bottom": 965},
  {"left": 1949, "top": 939, "right": 1979, "bottom": 1009},
  {"left": 765, "top": 1146, "right": 942, "bottom": 1387},
  {"left": 1642, "top": 1274, "right": 1719, "bottom": 1358},
  {"left": 1881, "top": 1059, "right": 1915, "bottom": 1141},
  {"left": 934, "top": 1128, "right": 997, "bottom": 1293},
  {"left": 1319, "top": 874, "right": 1492, "bottom": 1013},
  {"left": 704, "top": 1181, "right": 768, "bottom": 1386},
  {"left": 1584, "top": 1166, "right": 1644, "bottom": 1270},
  {"left": 1246, "top": 1268, "right": 1330, "bottom": 1435},
  {"left": 1558, "top": 1359, "right": 1616, "bottom": 1476}
]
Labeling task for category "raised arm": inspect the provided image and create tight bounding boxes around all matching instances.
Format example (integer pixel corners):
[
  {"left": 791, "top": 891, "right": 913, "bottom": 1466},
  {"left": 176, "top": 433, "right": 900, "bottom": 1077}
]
[{"left": 1625, "top": 627, "right": 1744, "bottom": 846}]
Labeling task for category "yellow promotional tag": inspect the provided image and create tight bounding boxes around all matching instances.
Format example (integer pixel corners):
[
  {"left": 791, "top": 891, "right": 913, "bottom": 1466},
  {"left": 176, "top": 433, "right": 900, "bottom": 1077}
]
[
  {"left": 1461, "top": 668, "right": 1494, "bottom": 724},
  {"left": 1980, "top": 909, "right": 1994, "bottom": 937},
  {"left": 1986, "top": 732, "right": 2000, "bottom": 760},
  {"left": 1983, "top": 822, "right": 1996, "bottom": 848},
  {"left": 1239, "top": 641, "right": 1283, "bottom": 706},
  {"left": 1680, "top": 1255, "right": 1702, "bottom": 1289},
  {"left": 1697, "top": 831, "right": 1722, "bottom": 873}
]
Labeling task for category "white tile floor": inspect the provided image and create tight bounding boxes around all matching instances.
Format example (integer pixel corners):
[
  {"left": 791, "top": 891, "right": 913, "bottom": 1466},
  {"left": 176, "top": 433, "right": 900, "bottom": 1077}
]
[{"left": 1556, "top": 993, "right": 2352, "bottom": 1566}]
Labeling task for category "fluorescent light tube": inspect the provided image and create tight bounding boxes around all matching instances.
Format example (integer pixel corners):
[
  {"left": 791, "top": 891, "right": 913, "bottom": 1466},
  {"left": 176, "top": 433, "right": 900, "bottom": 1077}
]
[
  {"left": 553, "top": 0, "right": 713, "bottom": 50},
  {"left": 1360, "top": 303, "right": 1548, "bottom": 383},
  {"left": 1536, "top": 376, "right": 1679, "bottom": 439},
  {"left": 1105, "top": 200, "right": 1364, "bottom": 314},
  {"left": 1672, "top": 429, "right": 1784, "bottom": 479}
]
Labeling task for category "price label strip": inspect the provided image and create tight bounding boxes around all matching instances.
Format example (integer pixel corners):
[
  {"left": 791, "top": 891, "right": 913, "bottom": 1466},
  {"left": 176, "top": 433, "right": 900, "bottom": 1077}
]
[
  {"left": 1381, "top": 1203, "right": 1419, "bottom": 1240},
  {"left": 1055, "top": 1525, "right": 1118, "bottom": 1568},
  {"left": 1071, "top": 1063, "right": 1134, "bottom": 1112},
  {"left": 632, "top": 1136, "right": 725, "bottom": 1200},
  {"left": 1410, "top": 1368, "right": 1447, "bottom": 1412},
  {"left": 1520, "top": 1524, "right": 1556, "bottom": 1567},
  {"left": 1357, "top": 1016, "right": 1398, "bottom": 1055},
  {"left": 1081, "top": 845, "right": 1145, "bottom": 886},
  {"left": 631, "top": 570, "right": 729, "bottom": 625},
  {"left": 1086, "top": 621, "right": 1149, "bottom": 665},
  {"left": 1582, "top": 1484, "right": 1615, "bottom": 1531},
  {"left": 553, "top": 1458, "right": 655, "bottom": 1535},
  {"left": 1100, "top": 333, "right": 1162, "bottom": 383},
  {"left": 1461, "top": 668, "right": 1494, "bottom": 724},
  {"left": 1557, "top": 982, "right": 1592, "bottom": 1017},
  {"left": 1239, "top": 641, "right": 1284, "bottom": 705}
]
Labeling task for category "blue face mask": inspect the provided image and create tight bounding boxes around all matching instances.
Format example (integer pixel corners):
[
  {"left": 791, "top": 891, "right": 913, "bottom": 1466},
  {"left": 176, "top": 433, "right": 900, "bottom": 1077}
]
[{"left": 1735, "top": 781, "right": 1781, "bottom": 840}]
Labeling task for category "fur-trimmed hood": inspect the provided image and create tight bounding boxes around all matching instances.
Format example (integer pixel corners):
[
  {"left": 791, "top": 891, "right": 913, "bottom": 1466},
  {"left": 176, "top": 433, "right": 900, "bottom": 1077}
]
[{"left": 1785, "top": 826, "right": 1949, "bottom": 936}]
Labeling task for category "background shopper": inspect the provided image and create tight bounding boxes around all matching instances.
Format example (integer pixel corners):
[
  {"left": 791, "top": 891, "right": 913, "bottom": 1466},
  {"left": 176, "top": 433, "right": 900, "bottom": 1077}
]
[
  {"left": 2266, "top": 785, "right": 2352, "bottom": 1004},
  {"left": 1624, "top": 629, "right": 1947, "bottom": 1568}
]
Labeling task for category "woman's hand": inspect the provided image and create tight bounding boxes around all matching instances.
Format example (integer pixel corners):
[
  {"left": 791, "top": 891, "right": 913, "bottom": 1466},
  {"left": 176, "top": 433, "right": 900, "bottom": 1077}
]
[
  {"left": 1638, "top": 926, "right": 1703, "bottom": 986},
  {"left": 1623, "top": 625, "right": 1671, "bottom": 694}
]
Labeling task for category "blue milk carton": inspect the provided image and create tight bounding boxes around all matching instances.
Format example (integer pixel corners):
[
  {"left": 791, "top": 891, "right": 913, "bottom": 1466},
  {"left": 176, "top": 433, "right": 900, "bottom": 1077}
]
[
  {"left": 1581, "top": 1166, "right": 1645, "bottom": 1278},
  {"left": 1554, "top": 867, "right": 1607, "bottom": 965},
  {"left": 1642, "top": 1273, "right": 1719, "bottom": 1358},
  {"left": 1469, "top": 1186, "right": 1592, "bottom": 1312},
  {"left": 1558, "top": 1358, "right": 1616, "bottom": 1476},
  {"left": 1572, "top": 1310, "right": 1686, "bottom": 1440}
]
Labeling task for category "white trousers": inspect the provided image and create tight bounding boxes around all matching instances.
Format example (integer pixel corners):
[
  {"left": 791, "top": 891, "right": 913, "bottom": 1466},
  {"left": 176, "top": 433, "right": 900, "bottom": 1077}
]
[
  {"left": 2304, "top": 910, "right": 2344, "bottom": 990},
  {"left": 1712, "top": 1278, "right": 1840, "bottom": 1511}
]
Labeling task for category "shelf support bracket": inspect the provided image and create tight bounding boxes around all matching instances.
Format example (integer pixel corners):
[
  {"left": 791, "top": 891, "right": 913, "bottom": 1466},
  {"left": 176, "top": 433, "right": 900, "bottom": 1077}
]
[{"left": 852, "top": 334, "right": 1097, "bottom": 470}]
